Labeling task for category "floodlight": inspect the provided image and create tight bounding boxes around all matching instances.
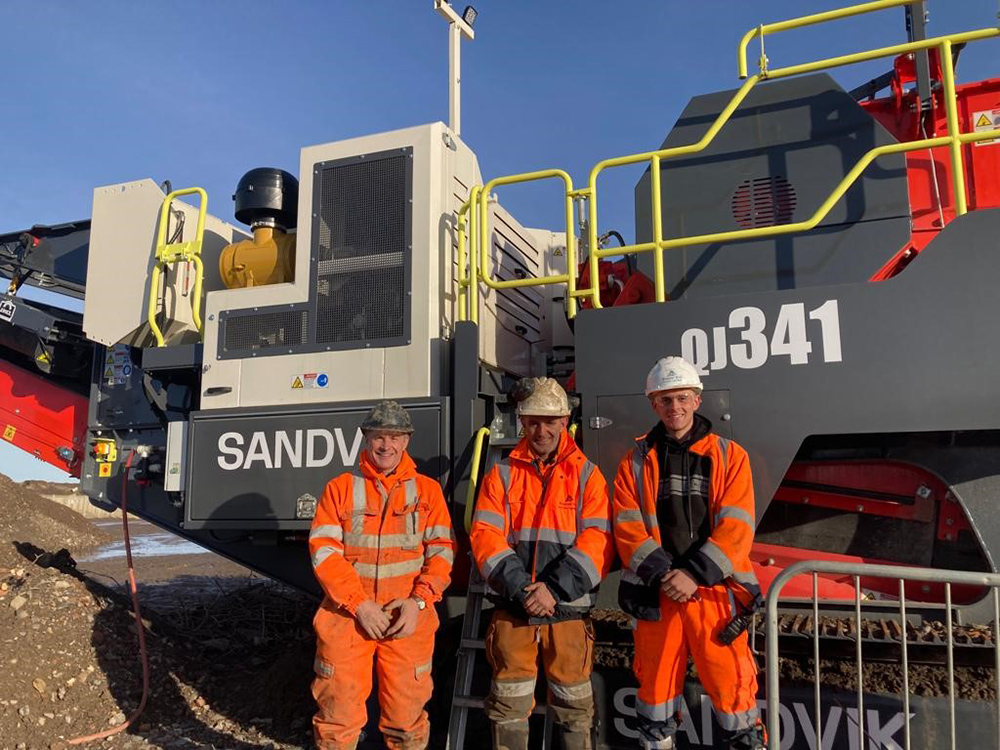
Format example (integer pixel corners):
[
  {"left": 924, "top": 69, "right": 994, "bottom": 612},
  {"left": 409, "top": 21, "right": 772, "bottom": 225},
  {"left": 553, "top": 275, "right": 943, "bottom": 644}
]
[{"left": 462, "top": 5, "right": 478, "bottom": 27}]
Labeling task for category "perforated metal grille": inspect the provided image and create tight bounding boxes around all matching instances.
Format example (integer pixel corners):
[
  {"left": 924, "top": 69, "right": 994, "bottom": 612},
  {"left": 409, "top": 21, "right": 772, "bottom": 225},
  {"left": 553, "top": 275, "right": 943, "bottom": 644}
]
[
  {"left": 732, "top": 176, "right": 797, "bottom": 229},
  {"left": 223, "top": 310, "right": 308, "bottom": 352},
  {"left": 315, "top": 154, "right": 408, "bottom": 345}
]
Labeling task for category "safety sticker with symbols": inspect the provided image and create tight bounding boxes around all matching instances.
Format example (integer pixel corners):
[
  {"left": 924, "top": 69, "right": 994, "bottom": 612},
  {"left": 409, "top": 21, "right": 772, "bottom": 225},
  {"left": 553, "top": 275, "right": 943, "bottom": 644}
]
[
  {"left": 2, "top": 425, "right": 15, "bottom": 441},
  {"left": 973, "top": 108, "right": 1000, "bottom": 147},
  {"left": 291, "top": 373, "right": 329, "bottom": 390},
  {"left": 0, "top": 299, "right": 15, "bottom": 323}
]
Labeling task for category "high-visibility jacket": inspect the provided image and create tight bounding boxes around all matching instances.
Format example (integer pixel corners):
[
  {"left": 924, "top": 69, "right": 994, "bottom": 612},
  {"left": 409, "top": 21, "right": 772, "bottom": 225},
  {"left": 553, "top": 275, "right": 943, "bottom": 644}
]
[
  {"left": 470, "top": 431, "right": 614, "bottom": 621},
  {"left": 309, "top": 451, "right": 454, "bottom": 614},
  {"left": 613, "top": 415, "right": 759, "bottom": 620}
]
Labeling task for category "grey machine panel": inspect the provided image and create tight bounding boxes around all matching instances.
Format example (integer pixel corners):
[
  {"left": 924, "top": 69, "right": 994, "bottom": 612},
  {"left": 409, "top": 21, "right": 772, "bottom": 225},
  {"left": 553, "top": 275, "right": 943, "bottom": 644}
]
[
  {"left": 576, "top": 208, "right": 1000, "bottom": 570},
  {"left": 216, "top": 147, "right": 413, "bottom": 360},
  {"left": 185, "top": 398, "right": 446, "bottom": 530},
  {"left": 634, "top": 73, "right": 911, "bottom": 299}
]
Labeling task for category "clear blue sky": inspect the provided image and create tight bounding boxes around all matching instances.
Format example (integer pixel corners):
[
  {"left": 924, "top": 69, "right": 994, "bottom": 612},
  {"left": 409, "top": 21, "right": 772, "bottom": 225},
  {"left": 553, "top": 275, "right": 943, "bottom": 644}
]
[{"left": 2, "top": 0, "right": 997, "bottom": 482}]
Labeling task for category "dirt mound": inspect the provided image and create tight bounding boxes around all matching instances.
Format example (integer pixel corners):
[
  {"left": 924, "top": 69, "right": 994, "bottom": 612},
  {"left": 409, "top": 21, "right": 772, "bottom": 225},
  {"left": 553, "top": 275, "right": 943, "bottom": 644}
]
[
  {"left": 21, "top": 480, "right": 81, "bottom": 497},
  {"left": 0, "top": 474, "right": 108, "bottom": 556}
]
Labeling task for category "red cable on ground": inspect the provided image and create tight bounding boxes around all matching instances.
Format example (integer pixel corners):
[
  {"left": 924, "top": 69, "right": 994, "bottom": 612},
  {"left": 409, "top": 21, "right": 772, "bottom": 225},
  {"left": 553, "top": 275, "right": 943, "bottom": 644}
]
[{"left": 68, "top": 450, "right": 151, "bottom": 745}]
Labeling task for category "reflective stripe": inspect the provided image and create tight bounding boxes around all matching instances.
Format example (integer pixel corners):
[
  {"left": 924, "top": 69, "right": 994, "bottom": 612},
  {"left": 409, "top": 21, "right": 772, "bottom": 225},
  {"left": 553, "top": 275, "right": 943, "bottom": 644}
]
[
  {"left": 343, "top": 532, "right": 417, "bottom": 549},
  {"left": 404, "top": 478, "right": 418, "bottom": 506},
  {"left": 564, "top": 592, "right": 596, "bottom": 607},
  {"left": 643, "top": 513, "right": 659, "bottom": 530},
  {"left": 629, "top": 538, "right": 660, "bottom": 571},
  {"left": 484, "top": 548, "right": 515, "bottom": 577},
  {"left": 515, "top": 527, "right": 577, "bottom": 545},
  {"left": 615, "top": 509, "right": 643, "bottom": 524},
  {"left": 353, "top": 557, "right": 424, "bottom": 579},
  {"left": 425, "top": 546, "right": 455, "bottom": 564},
  {"left": 350, "top": 474, "right": 367, "bottom": 516},
  {"left": 717, "top": 436, "right": 730, "bottom": 468},
  {"left": 701, "top": 539, "right": 734, "bottom": 577},
  {"left": 635, "top": 695, "right": 682, "bottom": 721},
  {"left": 311, "top": 546, "right": 341, "bottom": 569},
  {"left": 576, "top": 460, "right": 595, "bottom": 536},
  {"left": 580, "top": 517, "right": 610, "bottom": 531},
  {"left": 621, "top": 569, "right": 643, "bottom": 585},
  {"left": 309, "top": 524, "right": 343, "bottom": 541},
  {"left": 549, "top": 680, "right": 593, "bottom": 701},
  {"left": 492, "top": 678, "right": 536, "bottom": 698},
  {"left": 473, "top": 509, "right": 505, "bottom": 530},
  {"left": 497, "top": 461, "right": 512, "bottom": 494},
  {"left": 567, "top": 547, "right": 600, "bottom": 588},
  {"left": 423, "top": 524, "right": 454, "bottom": 541},
  {"left": 631, "top": 448, "right": 645, "bottom": 511},
  {"left": 415, "top": 661, "right": 432, "bottom": 677},
  {"left": 714, "top": 705, "right": 759, "bottom": 731},
  {"left": 717, "top": 505, "right": 755, "bottom": 527},
  {"left": 669, "top": 475, "right": 705, "bottom": 494}
]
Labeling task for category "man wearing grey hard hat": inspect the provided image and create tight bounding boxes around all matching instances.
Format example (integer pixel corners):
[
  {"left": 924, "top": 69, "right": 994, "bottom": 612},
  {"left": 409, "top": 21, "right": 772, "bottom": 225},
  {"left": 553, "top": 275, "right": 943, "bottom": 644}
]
[
  {"left": 470, "top": 378, "right": 614, "bottom": 750},
  {"left": 308, "top": 400, "right": 455, "bottom": 750}
]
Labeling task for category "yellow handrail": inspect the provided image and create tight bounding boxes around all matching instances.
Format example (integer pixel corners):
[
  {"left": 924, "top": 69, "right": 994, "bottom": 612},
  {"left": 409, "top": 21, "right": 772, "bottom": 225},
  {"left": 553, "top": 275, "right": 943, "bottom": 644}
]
[
  {"left": 477, "top": 169, "right": 579, "bottom": 318},
  {"left": 453, "top": 1, "right": 1000, "bottom": 322},
  {"left": 148, "top": 187, "right": 208, "bottom": 347},
  {"left": 464, "top": 426, "right": 491, "bottom": 533}
]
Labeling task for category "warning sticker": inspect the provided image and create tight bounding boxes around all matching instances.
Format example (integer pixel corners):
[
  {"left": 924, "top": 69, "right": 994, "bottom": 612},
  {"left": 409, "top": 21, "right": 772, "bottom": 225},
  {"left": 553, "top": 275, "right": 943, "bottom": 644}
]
[
  {"left": 973, "top": 108, "right": 1000, "bottom": 147},
  {"left": 291, "top": 373, "right": 329, "bottom": 390},
  {"left": 0, "top": 299, "right": 15, "bottom": 323},
  {"left": 98, "top": 463, "right": 112, "bottom": 477},
  {"left": 2, "top": 425, "right": 15, "bottom": 441}
]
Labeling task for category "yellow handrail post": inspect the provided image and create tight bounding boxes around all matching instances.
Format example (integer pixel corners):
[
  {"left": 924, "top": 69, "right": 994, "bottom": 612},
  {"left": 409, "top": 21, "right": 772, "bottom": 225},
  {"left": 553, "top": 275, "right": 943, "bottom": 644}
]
[
  {"left": 586, "top": 182, "right": 602, "bottom": 310},
  {"left": 940, "top": 39, "right": 969, "bottom": 217},
  {"left": 148, "top": 187, "right": 208, "bottom": 347},
  {"left": 564, "top": 186, "right": 578, "bottom": 319},
  {"left": 650, "top": 154, "right": 666, "bottom": 302},
  {"left": 469, "top": 185, "right": 481, "bottom": 324},
  {"left": 464, "top": 426, "right": 491, "bottom": 533},
  {"left": 456, "top": 199, "right": 470, "bottom": 322}
]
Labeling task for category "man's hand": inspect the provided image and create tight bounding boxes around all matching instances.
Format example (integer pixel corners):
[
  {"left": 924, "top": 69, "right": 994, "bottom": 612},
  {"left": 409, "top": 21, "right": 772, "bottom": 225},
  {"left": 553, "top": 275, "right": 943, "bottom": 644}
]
[
  {"left": 355, "top": 600, "right": 392, "bottom": 639},
  {"left": 661, "top": 569, "right": 699, "bottom": 603},
  {"left": 382, "top": 598, "right": 421, "bottom": 639},
  {"left": 522, "top": 582, "right": 557, "bottom": 618}
]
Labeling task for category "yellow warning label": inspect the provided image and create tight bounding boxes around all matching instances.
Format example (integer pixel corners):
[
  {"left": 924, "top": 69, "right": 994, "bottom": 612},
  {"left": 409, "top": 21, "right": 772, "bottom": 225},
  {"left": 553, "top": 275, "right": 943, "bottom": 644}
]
[
  {"left": 98, "top": 462, "right": 112, "bottom": 477},
  {"left": 2, "top": 425, "right": 15, "bottom": 441},
  {"left": 977, "top": 114, "right": 992, "bottom": 127},
  {"left": 103, "top": 367, "right": 114, "bottom": 379},
  {"left": 291, "top": 376, "right": 304, "bottom": 389},
  {"left": 974, "top": 108, "right": 1000, "bottom": 147}
]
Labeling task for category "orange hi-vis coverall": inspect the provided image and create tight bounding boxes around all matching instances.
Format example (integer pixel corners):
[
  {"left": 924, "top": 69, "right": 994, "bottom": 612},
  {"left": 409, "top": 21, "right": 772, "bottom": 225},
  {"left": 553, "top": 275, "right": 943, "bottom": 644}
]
[
  {"left": 470, "top": 431, "right": 614, "bottom": 748},
  {"left": 613, "top": 415, "right": 762, "bottom": 749},
  {"left": 309, "top": 450, "right": 455, "bottom": 750}
]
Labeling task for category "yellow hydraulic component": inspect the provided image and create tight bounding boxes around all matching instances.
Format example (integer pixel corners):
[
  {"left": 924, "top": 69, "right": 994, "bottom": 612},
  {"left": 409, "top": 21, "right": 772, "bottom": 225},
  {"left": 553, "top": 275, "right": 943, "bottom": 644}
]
[
  {"left": 464, "top": 427, "right": 491, "bottom": 533},
  {"left": 92, "top": 438, "right": 117, "bottom": 462},
  {"left": 453, "top": 0, "right": 1000, "bottom": 320},
  {"left": 219, "top": 225, "right": 296, "bottom": 289},
  {"left": 148, "top": 187, "right": 208, "bottom": 347}
]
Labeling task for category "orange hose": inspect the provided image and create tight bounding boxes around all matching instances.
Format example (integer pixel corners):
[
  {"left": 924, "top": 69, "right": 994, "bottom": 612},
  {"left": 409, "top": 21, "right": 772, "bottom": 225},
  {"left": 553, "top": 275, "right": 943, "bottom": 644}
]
[{"left": 68, "top": 450, "right": 150, "bottom": 745}]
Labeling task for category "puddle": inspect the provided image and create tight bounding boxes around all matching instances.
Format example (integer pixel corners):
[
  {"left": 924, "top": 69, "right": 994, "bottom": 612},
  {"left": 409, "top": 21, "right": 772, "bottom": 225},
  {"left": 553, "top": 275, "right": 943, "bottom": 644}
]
[{"left": 81, "top": 519, "right": 208, "bottom": 561}]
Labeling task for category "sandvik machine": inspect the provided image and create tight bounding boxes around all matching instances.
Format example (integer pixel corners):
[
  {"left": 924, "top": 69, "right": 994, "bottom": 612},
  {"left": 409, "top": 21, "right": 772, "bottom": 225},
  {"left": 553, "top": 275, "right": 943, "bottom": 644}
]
[{"left": 3, "top": 1, "right": 1000, "bottom": 747}]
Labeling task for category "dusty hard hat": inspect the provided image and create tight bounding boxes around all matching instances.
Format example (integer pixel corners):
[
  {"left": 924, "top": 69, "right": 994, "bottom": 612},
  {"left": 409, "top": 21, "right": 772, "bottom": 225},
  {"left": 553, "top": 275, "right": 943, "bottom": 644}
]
[
  {"left": 645, "top": 356, "right": 703, "bottom": 396},
  {"left": 514, "top": 377, "right": 571, "bottom": 417},
  {"left": 361, "top": 400, "right": 414, "bottom": 433}
]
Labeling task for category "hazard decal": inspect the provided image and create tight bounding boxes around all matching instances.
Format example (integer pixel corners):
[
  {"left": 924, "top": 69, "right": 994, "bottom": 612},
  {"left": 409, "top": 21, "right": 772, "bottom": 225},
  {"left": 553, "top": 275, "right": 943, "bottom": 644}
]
[
  {"left": 973, "top": 108, "right": 1000, "bottom": 147},
  {"left": 291, "top": 373, "right": 329, "bottom": 390},
  {"left": 0, "top": 298, "right": 15, "bottom": 323}
]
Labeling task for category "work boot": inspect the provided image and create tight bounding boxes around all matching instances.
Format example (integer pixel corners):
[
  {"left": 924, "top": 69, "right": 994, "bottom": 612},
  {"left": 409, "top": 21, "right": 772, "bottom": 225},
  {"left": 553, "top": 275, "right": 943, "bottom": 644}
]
[
  {"left": 559, "top": 728, "right": 593, "bottom": 750},
  {"left": 492, "top": 720, "right": 530, "bottom": 750},
  {"left": 726, "top": 725, "right": 766, "bottom": 750}
]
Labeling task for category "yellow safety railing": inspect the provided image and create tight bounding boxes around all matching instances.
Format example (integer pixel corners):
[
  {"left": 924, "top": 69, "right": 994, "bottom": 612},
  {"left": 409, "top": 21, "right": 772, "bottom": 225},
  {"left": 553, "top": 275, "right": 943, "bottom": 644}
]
[
  {"left": 464, "top": 427, "right": 491, "bottom": 533},
  {"left": 454, "top": 0, "right": 1000, "bottom": 321},
  {"left": 148, "top": 187, "right": 208, "bottom": 347}
]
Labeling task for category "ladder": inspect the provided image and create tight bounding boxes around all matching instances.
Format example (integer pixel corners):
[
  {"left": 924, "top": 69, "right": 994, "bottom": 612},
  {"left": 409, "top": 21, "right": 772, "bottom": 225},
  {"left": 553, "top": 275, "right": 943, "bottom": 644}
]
[{"left": 446, "top": 436, "right": 555, "bottom": 750}]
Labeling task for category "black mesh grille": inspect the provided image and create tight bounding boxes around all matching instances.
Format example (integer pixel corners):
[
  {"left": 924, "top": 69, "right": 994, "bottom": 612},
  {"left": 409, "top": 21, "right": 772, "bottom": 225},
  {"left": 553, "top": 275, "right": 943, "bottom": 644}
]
[
  {"left": 224, "top": 310, "right": 308, "bottom": 352},
  {"left": 315, "top": 154, "right": 408, "bottom": 345}
]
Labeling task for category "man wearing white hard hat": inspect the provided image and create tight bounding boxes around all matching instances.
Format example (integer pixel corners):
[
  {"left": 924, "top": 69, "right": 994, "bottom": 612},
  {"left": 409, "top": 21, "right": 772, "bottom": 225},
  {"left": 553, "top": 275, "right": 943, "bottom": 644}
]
[{"left": 612, "top": 357, "right": 765, "bottom": 750}]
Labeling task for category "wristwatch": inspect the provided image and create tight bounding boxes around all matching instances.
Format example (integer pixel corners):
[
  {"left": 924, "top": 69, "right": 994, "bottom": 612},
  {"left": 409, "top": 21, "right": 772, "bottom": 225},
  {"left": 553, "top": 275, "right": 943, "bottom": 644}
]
[{"left": 411, "top": 596, "right": 426, "bottom": 611}]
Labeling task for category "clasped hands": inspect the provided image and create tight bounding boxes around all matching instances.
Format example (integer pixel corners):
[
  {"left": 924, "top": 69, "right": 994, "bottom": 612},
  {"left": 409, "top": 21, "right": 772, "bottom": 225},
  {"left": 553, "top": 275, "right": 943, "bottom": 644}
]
[
  {"left": 661, "top": 569, "right": 699, "bottom": 602},
  {"left": 354, "top": 598, "right": 421, "bottom": 640},
  {"left": 521, "top": 581, "right": 558, "bottom": 618}
]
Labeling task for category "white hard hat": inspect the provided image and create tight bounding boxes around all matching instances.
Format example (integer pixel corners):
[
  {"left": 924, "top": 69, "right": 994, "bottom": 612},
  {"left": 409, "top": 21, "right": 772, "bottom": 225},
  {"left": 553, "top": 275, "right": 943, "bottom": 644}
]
[{"left": 645, "top": 356, "right": 703, "bottom": 396}]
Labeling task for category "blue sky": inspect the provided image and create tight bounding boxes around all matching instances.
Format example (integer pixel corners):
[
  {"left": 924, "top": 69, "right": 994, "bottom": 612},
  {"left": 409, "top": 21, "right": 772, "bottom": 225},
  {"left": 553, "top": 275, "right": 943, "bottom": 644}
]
[{"left": 2, "top": 0, "right": 998, "bottom": 482}]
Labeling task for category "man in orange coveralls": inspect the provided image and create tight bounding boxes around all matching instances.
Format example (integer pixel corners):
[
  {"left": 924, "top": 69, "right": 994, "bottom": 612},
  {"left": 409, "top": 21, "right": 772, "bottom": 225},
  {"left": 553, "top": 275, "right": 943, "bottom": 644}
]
[
  {"left": 309, "top": 400, "right": 455, "bottom": 750},
  {"left": 613, "top": 356, "right": 765, "bottom": 750},
  {"left": 470, "top": 377, "right": 614, "bottom": 750}
]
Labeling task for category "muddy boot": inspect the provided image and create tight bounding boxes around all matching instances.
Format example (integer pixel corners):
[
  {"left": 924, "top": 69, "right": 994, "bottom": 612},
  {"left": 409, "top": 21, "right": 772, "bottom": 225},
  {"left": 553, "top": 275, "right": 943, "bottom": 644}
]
[
  {"left": 726, "top": 725, "right": 766, "bottom": 750},
  {"left": 492, "top": 720, "right": 530, "bottom": 750}
]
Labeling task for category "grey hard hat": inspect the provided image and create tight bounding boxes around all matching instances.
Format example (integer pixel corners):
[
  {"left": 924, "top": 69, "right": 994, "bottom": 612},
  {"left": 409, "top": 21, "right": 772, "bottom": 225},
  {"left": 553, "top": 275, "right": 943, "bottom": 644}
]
[
  {"left": 361, "top": 400, "right": 414, "bottom": 434},
  {"left": 513, "top": 377, "right": 571, "bottom": 417}
]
